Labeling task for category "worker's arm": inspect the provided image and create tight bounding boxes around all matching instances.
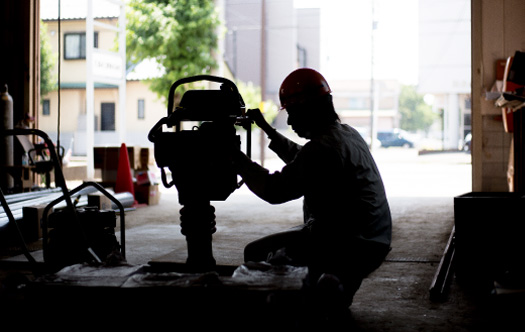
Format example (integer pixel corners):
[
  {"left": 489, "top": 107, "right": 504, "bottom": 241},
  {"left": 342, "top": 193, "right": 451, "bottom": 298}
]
[
  {"left": 234, "top": 150, "right": 303, "bottom": 204},
  {"left": 246, "top": 108, "right": 302, "bottom": 164}
]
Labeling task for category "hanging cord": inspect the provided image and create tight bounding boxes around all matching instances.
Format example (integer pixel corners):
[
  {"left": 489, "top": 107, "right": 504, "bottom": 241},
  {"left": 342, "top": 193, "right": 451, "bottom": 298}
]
[{"left": 56, "top": 0, "right": 61, "bottom": 160}]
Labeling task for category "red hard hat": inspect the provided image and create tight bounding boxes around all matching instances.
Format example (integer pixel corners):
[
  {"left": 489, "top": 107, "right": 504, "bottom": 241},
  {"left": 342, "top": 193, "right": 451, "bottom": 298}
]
[{"left": 279, "top": 68, "right": 331, "bottom": 109}]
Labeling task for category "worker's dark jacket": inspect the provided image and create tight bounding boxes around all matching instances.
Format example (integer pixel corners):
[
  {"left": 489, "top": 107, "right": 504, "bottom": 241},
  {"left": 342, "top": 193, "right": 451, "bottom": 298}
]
[{"left": 237, "top": 122, "right": 392, "bottom": 276}]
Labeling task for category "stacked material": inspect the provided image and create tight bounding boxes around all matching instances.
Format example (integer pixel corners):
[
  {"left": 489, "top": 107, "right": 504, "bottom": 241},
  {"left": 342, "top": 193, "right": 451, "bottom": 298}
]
[{"left": 1, "top": 187, "right": 135, "bottom": 230}]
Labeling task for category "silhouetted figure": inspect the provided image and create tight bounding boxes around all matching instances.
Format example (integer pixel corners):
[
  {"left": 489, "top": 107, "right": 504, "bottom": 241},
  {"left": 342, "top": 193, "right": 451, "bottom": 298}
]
[{"left": 234, "top": 68, "right": 392, "bottom": 316}]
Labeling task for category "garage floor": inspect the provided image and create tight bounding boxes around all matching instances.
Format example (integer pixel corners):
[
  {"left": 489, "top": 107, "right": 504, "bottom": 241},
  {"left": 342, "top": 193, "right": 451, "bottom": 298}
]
[
  {"left": 112, "top": 189, "right": 513, "bottom": 331},
  {"left": 1, "top": 150, "right": 522, "bottom": 330}
]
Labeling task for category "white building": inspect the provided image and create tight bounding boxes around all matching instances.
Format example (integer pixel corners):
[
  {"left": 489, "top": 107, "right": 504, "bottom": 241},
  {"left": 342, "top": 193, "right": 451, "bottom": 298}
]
[{"left": 418, "top": 0, "right": 471, "bottom": 150}]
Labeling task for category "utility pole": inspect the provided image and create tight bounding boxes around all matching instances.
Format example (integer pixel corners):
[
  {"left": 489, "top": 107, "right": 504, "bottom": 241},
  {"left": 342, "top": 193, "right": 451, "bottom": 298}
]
[
  {"left": 86, "top": 0, "right": 95, "bottom": 180},
  {"left": 370, "top": 0, "right": 378, "bottom": 151},
  {"left": 260, "top": 0, "right": 266, "bottom": 166}
]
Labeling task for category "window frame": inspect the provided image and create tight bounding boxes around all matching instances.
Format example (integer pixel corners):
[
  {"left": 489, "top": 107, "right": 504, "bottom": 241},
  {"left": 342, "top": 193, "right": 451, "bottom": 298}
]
[
  {"left": 137, "top": 99, "right": 145, "bottom": 120},
  {"left": 42, "top": 99, "right": 50, "bottom": 116},
  {"left": 100, "top": 102, "right": 116, "bottom": 131},
  {"left": 63, "top": 32, "right": 99, "bottom": 60}
]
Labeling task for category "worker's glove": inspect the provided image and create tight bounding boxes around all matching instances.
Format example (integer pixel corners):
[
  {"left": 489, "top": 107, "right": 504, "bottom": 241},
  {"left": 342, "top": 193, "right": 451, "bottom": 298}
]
[
  {"left": 266, "top": 247, "right": 293, "bottom": 266},
  {"left": 246, "top": 108, "right": 273, "bottom": 133}
]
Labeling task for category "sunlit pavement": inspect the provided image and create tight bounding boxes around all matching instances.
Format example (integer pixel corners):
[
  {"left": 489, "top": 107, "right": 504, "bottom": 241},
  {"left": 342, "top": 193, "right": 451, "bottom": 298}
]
[
  {"left": 371, "top": 148, "right": 472, "bottom": 198},
  {"left": 131, "top": 146, "right": 470, "bottom": 267},
  {"left": 244, "top": 147, "right": 472, "bottom": 199}
]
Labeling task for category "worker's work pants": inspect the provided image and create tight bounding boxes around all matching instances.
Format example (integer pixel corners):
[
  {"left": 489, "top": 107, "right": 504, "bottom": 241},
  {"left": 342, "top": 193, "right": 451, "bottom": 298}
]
[{"left": 243, "top": 224, "right": 390, "bottom": 306}]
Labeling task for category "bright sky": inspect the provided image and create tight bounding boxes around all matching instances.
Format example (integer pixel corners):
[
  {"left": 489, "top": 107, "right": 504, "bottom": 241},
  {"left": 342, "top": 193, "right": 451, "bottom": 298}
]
[
  {"left": 41, "top": 0, "right": 121, "bottom": 19},
  {"left": 41, "top": 0, "right": 419, "bottom": 85},
  {"left": 294, "top": 0, "right": 419, "bottom": 85}
]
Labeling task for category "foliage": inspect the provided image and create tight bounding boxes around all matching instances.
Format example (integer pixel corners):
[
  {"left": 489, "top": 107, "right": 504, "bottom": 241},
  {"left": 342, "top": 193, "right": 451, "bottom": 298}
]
[
  {"left": 236, "top": 80, "right": 278, "bottom": 129},
  {"left": 126, "top": 0, "right": 221, "bottom": 103},
  {"left": 398, "top": 85, "right": 436, "bottom": 133},
  {"left": 40, "top": 21, "right": 57, "bottom": 98}
]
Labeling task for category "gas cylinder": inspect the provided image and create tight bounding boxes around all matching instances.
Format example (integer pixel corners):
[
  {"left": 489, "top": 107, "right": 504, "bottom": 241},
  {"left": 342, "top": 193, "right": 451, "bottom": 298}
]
[{"left": 1, "top": 84, "right": 14, "bottom": 191}]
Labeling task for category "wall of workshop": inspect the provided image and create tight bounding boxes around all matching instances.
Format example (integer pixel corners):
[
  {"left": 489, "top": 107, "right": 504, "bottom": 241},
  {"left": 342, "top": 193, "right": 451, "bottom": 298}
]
[
  {"left": 471, "top": 0, "right": 525, "bottom": 191},
  {"left": 0, "top": 0, "right": 39, "bottom": 130}
]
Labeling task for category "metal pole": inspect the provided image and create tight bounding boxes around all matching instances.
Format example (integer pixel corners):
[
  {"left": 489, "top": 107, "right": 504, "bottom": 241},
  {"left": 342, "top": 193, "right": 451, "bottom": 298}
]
[
  {"left": 370, "top": 0, "right": 377, "bottom": 151},
  {"left": 233, "top": 27, "right": 237, "bottom": 78},
  {"left": 57, "top": 0, "right": 61, "bottom": 155},
  {"left": 86, "top": 0, "right": 95, "bottom": 180},
  {"left": 260, "top": 0, "right": 266, "bottom": 166},
  {"left": 118, "top": 2, "right": 126, "bottom": 144}
]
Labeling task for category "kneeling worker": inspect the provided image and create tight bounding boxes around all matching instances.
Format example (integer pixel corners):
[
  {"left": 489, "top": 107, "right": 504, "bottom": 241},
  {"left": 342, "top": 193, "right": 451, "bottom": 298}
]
[{"left": 234, "top": 68, "right": 392, "bottom": 308}]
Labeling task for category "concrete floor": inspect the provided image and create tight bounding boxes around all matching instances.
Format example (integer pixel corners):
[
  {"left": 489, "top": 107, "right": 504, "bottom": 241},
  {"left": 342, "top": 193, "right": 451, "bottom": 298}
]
[
  {"left": 84, "top": 150, "right": 476, "bottom": 330},
  {"left": 116, "top": 190, "right": 472, "bottom": 331},
  {"left": 2, "top": 149, "right": 522, "bottom": 330},
  {"left": 115, "top": 150, "right": 522, "bottom": 331}
]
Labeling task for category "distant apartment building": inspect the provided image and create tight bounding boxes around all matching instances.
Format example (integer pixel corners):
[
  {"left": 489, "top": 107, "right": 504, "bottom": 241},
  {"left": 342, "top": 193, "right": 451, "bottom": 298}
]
[
  {"left": 418, "top": 0, "right": 471, "bottom": 149},
  {"left": 224, "top": 0, "right": 322, "bottom": 127},
  {"left": 224, "top": 0, "right": 399, "bottom": 135},
  {"left": 331, "top": 79, "right": 400, "bottom": 132}
]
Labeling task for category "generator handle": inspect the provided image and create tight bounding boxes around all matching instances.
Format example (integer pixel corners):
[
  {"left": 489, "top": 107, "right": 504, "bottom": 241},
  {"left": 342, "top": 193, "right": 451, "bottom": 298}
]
[
  {"left": 147, "top": 116, "right": 169, "bottom": 143},
  {"left": 166, "top": 75, "right": 240, "bottom": 117}
]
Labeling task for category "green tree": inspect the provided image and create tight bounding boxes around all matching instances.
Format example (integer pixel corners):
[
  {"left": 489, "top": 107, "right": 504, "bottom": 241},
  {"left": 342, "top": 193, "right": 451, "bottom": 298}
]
[
  {"left": 236, "top": 80, "right": 278, "bottom": 128},
  {"left": 398, "top": 85, "right": 435, "bottom": 133},
  {"left": 126, "top": 0, "right": 220, "bottom": 103},
  {"left": 40, "top": 21, "right": 57, "bottom": 98}
]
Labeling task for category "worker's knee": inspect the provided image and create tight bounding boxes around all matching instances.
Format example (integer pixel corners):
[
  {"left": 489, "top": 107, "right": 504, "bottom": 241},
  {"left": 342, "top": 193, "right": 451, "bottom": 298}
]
[{"left": 243, "top": 240, "right": 267, "bottom": 263}]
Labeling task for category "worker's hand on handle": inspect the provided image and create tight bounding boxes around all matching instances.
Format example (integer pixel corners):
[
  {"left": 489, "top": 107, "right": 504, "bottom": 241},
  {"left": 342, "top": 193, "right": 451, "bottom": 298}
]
[{"left": 246, "top": 108, "right": 274, "bottom": 134}]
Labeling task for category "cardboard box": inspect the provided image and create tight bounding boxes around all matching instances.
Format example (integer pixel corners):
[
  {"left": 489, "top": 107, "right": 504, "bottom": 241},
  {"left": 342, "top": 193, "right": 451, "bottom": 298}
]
[
  {"left": 139, "top": 148, "right": 150, "bottom": 171},
  {"left": 22, "top": 204, "right": 53, "bottom": 241},
  {"left": 134, "top": 184, "right": 160, "bottom": 205},
  {"left": 135, "top": 170, "right": 158, "bottom": 186},
  {"left": 94, "top": 146, "right": 149, "bottom": 186},
  {"left": 88, "top": 193, "right": 113, "bottom": 210}
]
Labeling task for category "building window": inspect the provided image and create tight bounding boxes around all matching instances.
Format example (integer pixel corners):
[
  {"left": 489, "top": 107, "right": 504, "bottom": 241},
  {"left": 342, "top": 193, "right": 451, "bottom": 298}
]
[
  {"left": 42, "top": 99, "right": 50, "bottom": 116},
  {"left": 465, "top": 97, "right": 471, "bottom": 109},
  {"left": 138, "top": 99, "right": 145, "bottom": 119},
  {"left": 64, "top": 32, "right": 98, "bottom": 60},
  {"left": 464, "top": 113, "right": 471, "bottom": 127},
  {"left": 100, "top": 102, "right": 115, "bottom": 131}
]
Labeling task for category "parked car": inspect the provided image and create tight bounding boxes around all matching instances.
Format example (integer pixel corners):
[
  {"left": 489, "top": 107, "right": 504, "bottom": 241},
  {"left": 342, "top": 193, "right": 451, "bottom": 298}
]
[
  {"left": 354, "top": 126, "right": 381, "bottom": 149},
  {"left": 463, "top": 132, "right": 471, "bottom": 152},
  {"left": 377, "top": 129, "right": 414, "bottom": 148}
]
